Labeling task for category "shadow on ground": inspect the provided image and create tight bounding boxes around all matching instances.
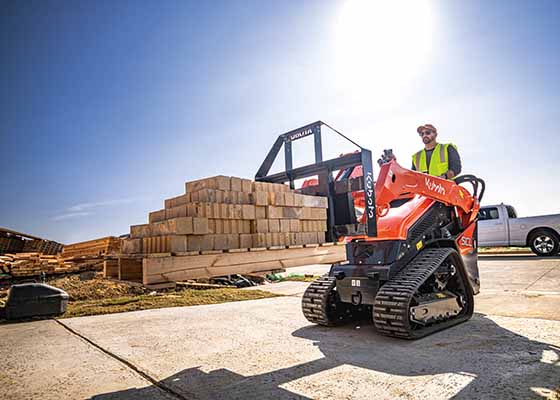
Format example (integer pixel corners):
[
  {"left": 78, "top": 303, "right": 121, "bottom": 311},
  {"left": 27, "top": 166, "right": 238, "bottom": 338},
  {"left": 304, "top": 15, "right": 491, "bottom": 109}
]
[{"left": 91, "top": 313, "right": 559, "bottom": 400}]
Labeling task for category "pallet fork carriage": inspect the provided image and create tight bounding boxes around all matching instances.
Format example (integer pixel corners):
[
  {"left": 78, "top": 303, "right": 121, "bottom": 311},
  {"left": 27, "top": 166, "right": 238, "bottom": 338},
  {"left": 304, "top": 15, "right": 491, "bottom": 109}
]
[{"left": 256, "top": 121, "right": 485, "bottom": 339}]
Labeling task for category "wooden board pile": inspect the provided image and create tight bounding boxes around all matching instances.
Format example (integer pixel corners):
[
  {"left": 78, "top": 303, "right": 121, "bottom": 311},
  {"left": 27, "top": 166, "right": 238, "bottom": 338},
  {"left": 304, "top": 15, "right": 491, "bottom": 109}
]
[
  {"left": 123, "top": 175, "right": 329, "bottom": 254},
  {"left": 0, "top": 236, "right": 24, "bottom": 255},
  {"left": 0, "top": 253, "right": 102, "bottom": 278},
  {"left": 22, "top": 239, "right": 64, "bottom": 255},
  {"left": 112, "top": 175, "right": 346, "bottom": 285},
  {"left": 62, "top": 236, "right": 122, "bottom": 259}
]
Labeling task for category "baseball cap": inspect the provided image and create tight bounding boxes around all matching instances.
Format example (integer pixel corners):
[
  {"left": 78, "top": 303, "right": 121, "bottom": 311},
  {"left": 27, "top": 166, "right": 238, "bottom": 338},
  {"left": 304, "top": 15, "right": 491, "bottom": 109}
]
[{"left": 417, "top": 124, "right": 437, "bottom": 134}]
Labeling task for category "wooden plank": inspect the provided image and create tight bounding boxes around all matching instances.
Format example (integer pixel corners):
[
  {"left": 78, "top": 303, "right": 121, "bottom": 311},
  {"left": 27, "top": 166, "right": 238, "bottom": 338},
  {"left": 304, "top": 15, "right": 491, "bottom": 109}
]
[
  {"left": 279, "top": 219, "right": 291, "bottom": 233},
  {"left": 268, "top": 219, "right": 280, "bottom": 233},
  {"left": 130, "top": 217, "right": 207, "bottom": 238},
  {"left": 201, "top": 250, "right": 223, "bottom": 255},
  {"left": 230, "top": 177, "right": 242, "bottom": 192},
  {"left": 170, "top": 235, "right": 188, "bottom": 252},
  {"left": 62, "top": 237, "right": 121, "bottom": 258},
  {"left": 266, "top": 206, "right": 304, "bottom": 219},
  {"left": 119, "top": 258, "right": 143, "bottom": 282},
  {"left": 143, "top": 244, "right": 345, "bottom": 284},
  {"left": 147, "top": 252, "right": 172, "bottom": 258},
  {"left": 213, "top": 234, "right": 228, "bottom": 250},
  {"left": 284, "top": 192, "right": 295, "bottom": 207},
  {"left": 176, "top": 281, "right": 235, "bottom": 290},
  {"left": 62, "top": 237, "right": 115, "bottom": 248},
  {"left": 251, "top": 219, "right": 268, "bottom": 233},
  {"left": 186, "top": 175, "right": 231, "bottom": 192},
  {"left": 228, "top": 248, "right": 248, "bottom": 253},
  {"left": 164, "top": 193, "right": 191, "bottom": 209},
  {"left": 289, "top": 219, "right": 301, "bottom": 233},
  {"left": 255, "top": 206, "right": 266, "bottom": 220},
  {"left": 269, "top": 192, "right": 285, "bottom": 206},
  {"left": 241, "top": 205, "right": 255, "bottom": 220},
  {"left": 146, "top": 282, "right": 177, "bottom": 290},
  {"left": 103, "top": 260, "right": 119, "bottom": 278},
  {"left": 241, "top": 178, "right": 253, "bottom": 193},
  {"left": 187, "top": 235, "right": 214, "bottom": 252},
  {"left": 149, "top": 210, "right": 166, "bottom": 223},
  {"left": 166, "top": 205, "right": 187, "bottom": 219},
  {"left": 302, "top": 207, "right": 328, "bottom": 220},
  {"left": 239, "top": 234, "right": 253, "bottom": 248},
  {"left": 254, "top": 191, "right": 268, "bottom": 206}
]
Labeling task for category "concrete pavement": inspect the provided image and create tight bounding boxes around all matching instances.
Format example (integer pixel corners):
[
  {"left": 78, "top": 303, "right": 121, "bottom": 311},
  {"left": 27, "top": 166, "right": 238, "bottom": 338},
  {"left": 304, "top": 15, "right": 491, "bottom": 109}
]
[
  {"left": 1, "top": 255, "right": 559, "bottom": 400},
  {"left": 0, "top": 319, "right": 175, "bottom": 400}
]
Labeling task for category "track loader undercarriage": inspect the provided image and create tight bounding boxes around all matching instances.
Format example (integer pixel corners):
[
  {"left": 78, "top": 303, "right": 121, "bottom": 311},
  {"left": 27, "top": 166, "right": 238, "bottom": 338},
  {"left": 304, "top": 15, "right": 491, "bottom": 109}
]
[{"left": 303, "top": 236, "right": 476, "bottom": 339}]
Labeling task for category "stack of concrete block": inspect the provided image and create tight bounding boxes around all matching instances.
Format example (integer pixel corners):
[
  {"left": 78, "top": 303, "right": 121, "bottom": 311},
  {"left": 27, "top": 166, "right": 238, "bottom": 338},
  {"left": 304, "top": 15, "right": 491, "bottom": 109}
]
[{"left": 123, "top": 175, "right": 329, "bottom": 254}]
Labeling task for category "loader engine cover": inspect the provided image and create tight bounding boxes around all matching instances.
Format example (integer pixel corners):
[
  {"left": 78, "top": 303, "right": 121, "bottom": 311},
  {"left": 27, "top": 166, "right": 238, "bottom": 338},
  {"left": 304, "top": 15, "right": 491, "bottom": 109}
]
[{"left": 5, "top": 283, "right": 69, "bottom": 320}]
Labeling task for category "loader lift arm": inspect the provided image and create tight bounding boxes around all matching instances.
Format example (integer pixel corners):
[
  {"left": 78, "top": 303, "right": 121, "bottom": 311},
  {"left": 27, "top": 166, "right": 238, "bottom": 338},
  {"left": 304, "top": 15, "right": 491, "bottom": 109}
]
[
  {"left": 375, "top": 161, "right": 484, "bottom": 214},
  {"left": 365, "top": 160, "right": 485, "bottom": 231}
]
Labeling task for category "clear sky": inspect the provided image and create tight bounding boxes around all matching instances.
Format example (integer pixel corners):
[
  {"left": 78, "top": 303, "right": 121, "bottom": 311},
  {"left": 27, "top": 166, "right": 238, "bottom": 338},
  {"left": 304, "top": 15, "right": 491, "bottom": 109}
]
[{"left": 1, "top": 0, "right": 559, "bottom": 244}]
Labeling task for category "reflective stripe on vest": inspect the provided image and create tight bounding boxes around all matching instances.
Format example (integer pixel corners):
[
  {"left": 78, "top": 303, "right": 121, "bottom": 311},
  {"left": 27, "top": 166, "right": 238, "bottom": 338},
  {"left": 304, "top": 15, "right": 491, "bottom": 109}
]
[{"left": 412, "top": 143, "right": 457, "bottom": 178}]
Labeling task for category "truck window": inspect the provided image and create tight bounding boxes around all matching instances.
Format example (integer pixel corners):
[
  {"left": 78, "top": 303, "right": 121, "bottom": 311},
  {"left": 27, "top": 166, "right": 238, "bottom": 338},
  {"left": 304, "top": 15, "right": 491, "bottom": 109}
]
[
  {"left": 478, "top": 207, "right": 499, "bottom": 221},
  {"left": 506, "top": 206, "right": 517, "bottom": 219}
]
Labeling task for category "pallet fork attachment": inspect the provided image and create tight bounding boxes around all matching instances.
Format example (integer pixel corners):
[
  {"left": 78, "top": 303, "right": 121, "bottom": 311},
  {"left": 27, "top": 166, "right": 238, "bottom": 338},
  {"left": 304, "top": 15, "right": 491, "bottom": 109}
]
[{"left": 255, "top": 121, "right": 377, "bottom": 241}]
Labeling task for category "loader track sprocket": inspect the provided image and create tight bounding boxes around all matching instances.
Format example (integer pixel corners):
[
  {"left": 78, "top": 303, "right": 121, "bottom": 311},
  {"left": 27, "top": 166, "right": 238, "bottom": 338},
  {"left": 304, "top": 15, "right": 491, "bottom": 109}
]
[
  {"left": 302, "top": 276, "right": 356, "bottom": 326},
  {"left": 373, "top": 248, "right": 474, "bottom": 339}
]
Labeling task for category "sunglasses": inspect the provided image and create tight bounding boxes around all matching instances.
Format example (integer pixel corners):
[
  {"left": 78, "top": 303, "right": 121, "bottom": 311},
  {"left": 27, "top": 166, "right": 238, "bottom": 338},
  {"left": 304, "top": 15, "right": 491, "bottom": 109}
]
[{"left": 419, "top": 130, "right": 434, "bottom": 136}]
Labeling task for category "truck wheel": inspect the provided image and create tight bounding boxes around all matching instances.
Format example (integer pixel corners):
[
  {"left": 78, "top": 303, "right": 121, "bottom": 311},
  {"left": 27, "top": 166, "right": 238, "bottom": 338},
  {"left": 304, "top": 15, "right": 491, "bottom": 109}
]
[{"left": 529, "top": 229, "right": 559, "bottom": 256}]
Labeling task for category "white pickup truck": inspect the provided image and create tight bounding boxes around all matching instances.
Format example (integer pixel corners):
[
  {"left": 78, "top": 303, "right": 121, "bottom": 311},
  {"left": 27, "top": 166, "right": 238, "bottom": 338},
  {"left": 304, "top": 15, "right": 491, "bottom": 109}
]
[{"left": 478, "top": 203, "right": 560, "bottom": 256}]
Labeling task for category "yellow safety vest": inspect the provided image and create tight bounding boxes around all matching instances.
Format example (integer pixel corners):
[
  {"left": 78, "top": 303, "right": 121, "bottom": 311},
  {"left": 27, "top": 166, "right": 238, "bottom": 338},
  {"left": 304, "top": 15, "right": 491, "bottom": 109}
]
[{"left": 412, "top": 143, "right": 458, "bottom": 178}]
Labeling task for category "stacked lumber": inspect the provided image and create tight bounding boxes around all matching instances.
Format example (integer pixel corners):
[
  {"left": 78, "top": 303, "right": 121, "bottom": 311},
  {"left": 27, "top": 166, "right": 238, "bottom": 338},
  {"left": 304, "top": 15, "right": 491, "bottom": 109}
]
[
  {"left": 123, "top": 175, "right": 329, "bottom": 254},
  {"left": 0, "top": 236, "right": 24, "bottom": 255},
  {"left": 62, "top": 236, "right": 122, "bottom": 259},
  {"left": 0, "top": 253, "right": 102, "bottom": 278},
  {"left": 0, "top": 228, "right": 63, "bottom": 255},
  {"left": 22, "top": 239, "right": 64, "bottom": 255}
]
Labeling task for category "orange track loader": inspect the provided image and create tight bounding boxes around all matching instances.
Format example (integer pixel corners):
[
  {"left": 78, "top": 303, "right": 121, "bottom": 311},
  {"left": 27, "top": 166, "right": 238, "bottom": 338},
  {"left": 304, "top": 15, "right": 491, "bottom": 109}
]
[{"left": 256, "top": 122, "right": 484, "bottom": 339}]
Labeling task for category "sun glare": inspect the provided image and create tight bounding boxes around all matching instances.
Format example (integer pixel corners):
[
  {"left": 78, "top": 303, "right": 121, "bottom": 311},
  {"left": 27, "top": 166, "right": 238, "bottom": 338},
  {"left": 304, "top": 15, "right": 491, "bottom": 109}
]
[{"left": 334, "top": 0, "right": 434, "bottom": 104}]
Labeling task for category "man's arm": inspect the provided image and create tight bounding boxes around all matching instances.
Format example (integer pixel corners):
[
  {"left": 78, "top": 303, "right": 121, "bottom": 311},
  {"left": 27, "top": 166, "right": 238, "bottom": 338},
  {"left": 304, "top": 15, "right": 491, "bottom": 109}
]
[{"left": 445, "top": 146, "right": 462, "bottom": 179}]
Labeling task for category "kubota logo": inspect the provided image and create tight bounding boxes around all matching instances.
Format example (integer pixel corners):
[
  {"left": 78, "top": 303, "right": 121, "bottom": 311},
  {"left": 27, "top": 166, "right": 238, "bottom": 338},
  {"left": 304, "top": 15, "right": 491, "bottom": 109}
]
[
  {"left": 288, "top": 128, "right": 313, "bottom": 141},
  {"left": 365, "top": 171, "right": 375, "bottom": 218},
  {"left": 425, "top": 177, "right": 446, "bottom": 195}
]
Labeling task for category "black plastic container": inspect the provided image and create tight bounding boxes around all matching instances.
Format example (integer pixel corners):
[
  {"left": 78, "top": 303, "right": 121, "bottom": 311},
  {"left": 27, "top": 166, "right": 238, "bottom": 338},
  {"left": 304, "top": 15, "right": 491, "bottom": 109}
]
[{"left": 4, "top": 283, "right": 69, "bottom": 320}]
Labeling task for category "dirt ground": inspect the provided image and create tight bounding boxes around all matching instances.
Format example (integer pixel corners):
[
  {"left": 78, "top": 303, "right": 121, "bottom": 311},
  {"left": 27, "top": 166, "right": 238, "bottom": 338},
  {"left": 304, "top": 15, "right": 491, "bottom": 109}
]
[{"left": 0, "top": 273, "right": 280, "bottom": 318}]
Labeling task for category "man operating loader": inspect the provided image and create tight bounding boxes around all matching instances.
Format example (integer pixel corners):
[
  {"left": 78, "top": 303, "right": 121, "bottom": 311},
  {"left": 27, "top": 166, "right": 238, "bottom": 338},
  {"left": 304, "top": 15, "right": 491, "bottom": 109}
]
[{"left": 412, "top": 123, "right": 462, "bottom": 180}]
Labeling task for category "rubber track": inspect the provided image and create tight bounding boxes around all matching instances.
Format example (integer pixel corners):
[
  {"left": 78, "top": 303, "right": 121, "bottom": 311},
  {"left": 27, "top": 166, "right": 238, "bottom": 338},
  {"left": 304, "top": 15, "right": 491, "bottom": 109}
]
[
  {"left": 301, "top": 276, "right": 340, "bottom": 326},
  {"left": 373, "top": 248, "right": 473, "bottom": 339}
]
